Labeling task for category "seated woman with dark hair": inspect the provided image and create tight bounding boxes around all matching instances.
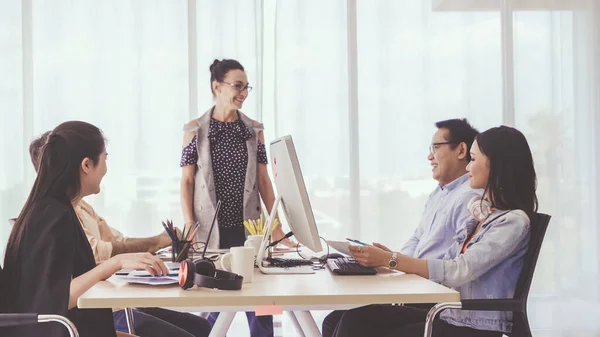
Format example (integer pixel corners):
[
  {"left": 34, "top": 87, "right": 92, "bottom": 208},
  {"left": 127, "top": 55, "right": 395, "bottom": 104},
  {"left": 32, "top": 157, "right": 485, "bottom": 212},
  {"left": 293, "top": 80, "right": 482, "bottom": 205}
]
[
  {"left": 27, "top": 130, "right": 211, "bottom": 337},
  {"left": 328, "top": 126, "right": 538, "bottom": 337},
  {"left": 0, "top": 121, "right": 170, "bottom": 337}
]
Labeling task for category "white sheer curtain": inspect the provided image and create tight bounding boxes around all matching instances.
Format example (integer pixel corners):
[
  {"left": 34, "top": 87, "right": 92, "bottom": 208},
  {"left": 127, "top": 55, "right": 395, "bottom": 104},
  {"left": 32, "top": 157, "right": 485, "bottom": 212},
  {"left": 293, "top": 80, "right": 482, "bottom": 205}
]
[
  {"left": 196, "top": 0, "right": 263, "bottom": 119},
  {"left": 0, "top": 1, "right": 24, "bottom": 254},
  {"left": 513, "top": 7, "right": 600, "bottom": 334},
  {"left": 1, "top": 0, "right": 599, "bottom": 336},
  {"left": 0, "top": 0, "right": 190, "bottom": 241},
  {"left": 269, "top": 0, "right": 350, "bottom": 242},
  {"left": 356, "top": 0, "right": 502, "bottom": 243}
]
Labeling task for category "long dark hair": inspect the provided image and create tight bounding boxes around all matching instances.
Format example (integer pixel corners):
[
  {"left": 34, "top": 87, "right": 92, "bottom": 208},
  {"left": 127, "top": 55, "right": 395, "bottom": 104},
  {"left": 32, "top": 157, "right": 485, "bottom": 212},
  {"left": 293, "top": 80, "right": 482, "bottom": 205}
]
[
  {"left": 1, "top": 121, "right": 105, "bottom": 309},
  {"left": 476, "top": 126, "right": 538, "bottom": 220}
]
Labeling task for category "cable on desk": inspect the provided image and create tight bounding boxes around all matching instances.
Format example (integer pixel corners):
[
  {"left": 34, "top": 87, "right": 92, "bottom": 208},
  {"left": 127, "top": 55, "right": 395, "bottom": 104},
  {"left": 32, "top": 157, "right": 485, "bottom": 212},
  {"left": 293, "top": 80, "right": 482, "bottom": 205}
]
[
  {"left": 189, "top": 241, "right": 206, "bottom": 254},
  {"left": 294, "top": 236, "right": 330, "bottom": 268}
]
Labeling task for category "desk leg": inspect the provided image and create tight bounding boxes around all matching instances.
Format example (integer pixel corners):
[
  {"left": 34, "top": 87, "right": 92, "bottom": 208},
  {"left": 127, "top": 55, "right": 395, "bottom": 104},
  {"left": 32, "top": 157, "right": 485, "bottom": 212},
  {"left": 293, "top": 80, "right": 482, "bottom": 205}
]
[
  {"left": 208, "top": 312, "right": 236, "bottom": 337},
  {"left": 125, "top": 308, "right": 136, "bottom": 335},
  {"left": 286, "top": 312, "right": 306, "bottom": 337},
  {"left": 292, "top": 311, "right": 321, "bottom": 337}
]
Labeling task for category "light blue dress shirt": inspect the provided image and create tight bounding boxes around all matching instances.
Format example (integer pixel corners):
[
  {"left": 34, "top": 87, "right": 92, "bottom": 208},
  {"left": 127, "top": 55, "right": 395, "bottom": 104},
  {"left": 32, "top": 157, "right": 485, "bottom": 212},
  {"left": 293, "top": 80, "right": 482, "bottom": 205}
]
[{"left": 401, "top": 173, "right": 482, "bottom": 259}]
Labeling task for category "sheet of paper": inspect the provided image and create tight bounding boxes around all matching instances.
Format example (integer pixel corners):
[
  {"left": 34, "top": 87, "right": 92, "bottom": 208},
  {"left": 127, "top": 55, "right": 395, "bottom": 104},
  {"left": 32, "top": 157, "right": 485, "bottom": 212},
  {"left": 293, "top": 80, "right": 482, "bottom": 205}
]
[
  {"left": 326, "top": 240, "right": 352, "bottom": 256},
  {"left": 155, "top": 247, "right": 172, "bottom": 254},
  {"left": 116, "top": 275, "right": 179, "bottom": 285},
  {"left": 127, "top": 269, "right": 179, "bottom": 277},
  {"left": 254, "top": 305, "right": 283, "bottom": 316},
  {"left": 272, "top": 247, "right": 296, "bottom": 253},
  {"left": 116, "top": 264, "right": 179, "bottom": 277},
  {"left": 165, "top": 261, "right": 180, "bottom": 270},
  {"left": 204, "top": 248, "right": 230, "bottom": 254}
]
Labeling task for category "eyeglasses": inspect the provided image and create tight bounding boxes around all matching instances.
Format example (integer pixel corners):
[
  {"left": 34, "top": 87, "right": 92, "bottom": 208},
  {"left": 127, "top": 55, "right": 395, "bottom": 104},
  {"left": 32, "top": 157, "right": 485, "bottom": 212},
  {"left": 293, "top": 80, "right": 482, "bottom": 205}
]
[
  {"left": 221, "top": 81, "right": 253, "bottom": 93},
  {"left": 429, "top": 141, "right": 456, "bottom": 154}
]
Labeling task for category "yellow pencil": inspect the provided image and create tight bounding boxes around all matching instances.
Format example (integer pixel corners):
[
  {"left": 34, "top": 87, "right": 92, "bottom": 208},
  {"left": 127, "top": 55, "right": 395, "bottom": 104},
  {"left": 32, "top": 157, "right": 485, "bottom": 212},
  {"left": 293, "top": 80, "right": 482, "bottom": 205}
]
[
  {"left": 243, "top": 220, "right": 255, "bottom": 235},
  {"left": 259, "top": 215, "right": 264, "bottom": 234}
]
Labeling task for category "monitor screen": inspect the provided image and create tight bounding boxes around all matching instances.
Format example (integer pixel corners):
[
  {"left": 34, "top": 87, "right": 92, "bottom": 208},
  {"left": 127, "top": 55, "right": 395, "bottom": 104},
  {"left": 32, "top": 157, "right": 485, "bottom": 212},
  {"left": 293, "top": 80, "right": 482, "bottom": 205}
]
[{"left": 269, "top": 135, "right": 322, "bottom": 252}]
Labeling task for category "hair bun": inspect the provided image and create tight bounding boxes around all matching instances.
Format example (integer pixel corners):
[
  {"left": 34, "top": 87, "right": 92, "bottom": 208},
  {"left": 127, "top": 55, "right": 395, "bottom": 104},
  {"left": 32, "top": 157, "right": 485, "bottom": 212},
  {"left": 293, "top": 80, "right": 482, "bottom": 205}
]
[
  {"left": 209, "top": 59, "right": 221, "bottom": 74},
  {"left": 47, "top": 132, "right": 61, "bottom": 145}
]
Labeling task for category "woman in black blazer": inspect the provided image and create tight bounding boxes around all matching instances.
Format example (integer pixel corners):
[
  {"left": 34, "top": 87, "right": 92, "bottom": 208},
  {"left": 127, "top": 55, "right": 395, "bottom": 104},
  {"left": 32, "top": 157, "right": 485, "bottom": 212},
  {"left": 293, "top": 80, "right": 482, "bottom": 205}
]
[{"left": 0, "top": 121, "right": 168, "bottom": 337}]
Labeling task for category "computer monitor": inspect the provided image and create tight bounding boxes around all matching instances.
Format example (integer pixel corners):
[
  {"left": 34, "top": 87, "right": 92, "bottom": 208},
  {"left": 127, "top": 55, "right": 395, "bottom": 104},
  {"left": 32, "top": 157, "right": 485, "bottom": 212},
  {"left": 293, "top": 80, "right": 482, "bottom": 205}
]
[{"left": 268, "top": 135, "right": 323, "bottom": 252}]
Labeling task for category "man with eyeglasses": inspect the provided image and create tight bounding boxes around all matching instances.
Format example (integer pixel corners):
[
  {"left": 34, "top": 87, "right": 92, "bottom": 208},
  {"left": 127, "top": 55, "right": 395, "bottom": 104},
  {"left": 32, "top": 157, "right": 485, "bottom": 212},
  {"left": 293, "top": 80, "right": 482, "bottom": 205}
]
[
  {"left": 407, "top": 118, "right": 482, "bottom": 258},
  {"left": 322, "top": 118, "right": 482, "bottom": 337}
]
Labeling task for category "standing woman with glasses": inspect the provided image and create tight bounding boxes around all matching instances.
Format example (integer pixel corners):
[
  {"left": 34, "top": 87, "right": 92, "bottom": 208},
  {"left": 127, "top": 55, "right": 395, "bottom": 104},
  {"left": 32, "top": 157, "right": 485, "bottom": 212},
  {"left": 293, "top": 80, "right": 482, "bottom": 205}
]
[{"left": 179, "top": 59, "right": 290, "bottom": 337}]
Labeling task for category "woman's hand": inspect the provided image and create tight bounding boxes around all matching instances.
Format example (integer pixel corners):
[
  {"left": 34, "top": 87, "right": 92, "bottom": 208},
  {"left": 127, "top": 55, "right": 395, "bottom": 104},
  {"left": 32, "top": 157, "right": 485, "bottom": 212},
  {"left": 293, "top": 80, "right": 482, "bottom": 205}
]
[
  {"left": 110, "top": 252, "right": 169, "bottom": 276},
  {"left": 348, "top": 243, "right": 392, "bottom": 268},
  {"left": 373, "top": 242, "right": 392, "bottom": 252},
  {"left": 271, "top": 227, "right": 298, "bottom": 248}
]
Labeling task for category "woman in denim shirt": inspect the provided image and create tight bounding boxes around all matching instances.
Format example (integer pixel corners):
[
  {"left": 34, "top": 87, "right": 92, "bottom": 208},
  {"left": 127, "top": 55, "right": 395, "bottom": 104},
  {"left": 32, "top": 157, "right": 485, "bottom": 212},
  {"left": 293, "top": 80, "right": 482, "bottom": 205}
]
[{"left": 331, "top": 126, "right": 538, "bottom": 337}]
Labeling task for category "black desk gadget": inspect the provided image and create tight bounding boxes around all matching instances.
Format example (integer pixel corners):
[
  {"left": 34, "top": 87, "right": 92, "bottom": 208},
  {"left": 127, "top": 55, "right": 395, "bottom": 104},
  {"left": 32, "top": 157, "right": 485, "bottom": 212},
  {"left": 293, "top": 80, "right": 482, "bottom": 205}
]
[
  {"left": 265, "top": 257, "right": 314, "bottom": 268},
  {"left": 178, "top": 201, "right": 244, "bottom": 290},
  {"left": 326, "top": 256, "right": 377, "bottom": 275}
]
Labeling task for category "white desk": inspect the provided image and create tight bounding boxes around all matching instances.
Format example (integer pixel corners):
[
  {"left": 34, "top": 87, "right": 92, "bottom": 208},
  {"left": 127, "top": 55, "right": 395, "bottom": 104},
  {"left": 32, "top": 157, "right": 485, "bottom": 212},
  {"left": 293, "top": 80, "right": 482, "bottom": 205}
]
[{"left": 78, "top": 268, "right": 459, "bottom": 337}]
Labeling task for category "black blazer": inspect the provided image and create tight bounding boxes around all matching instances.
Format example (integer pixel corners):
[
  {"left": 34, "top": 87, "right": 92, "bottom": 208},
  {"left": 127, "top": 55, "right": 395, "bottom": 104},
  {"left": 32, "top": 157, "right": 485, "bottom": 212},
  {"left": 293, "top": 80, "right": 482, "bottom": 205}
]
[{"left": 2, "top": 197, "right": 116, "bottom": 337}]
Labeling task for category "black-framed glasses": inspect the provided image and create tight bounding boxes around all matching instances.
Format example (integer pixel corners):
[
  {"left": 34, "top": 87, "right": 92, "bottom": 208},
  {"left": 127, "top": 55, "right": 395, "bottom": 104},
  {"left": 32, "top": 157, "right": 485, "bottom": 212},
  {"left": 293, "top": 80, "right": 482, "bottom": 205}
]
[
  {"left": 429, "top": 141, "right": 456, "bottom": 154},
  {"left": 222, "top": 81, "right": 253, "bottom": 93}
]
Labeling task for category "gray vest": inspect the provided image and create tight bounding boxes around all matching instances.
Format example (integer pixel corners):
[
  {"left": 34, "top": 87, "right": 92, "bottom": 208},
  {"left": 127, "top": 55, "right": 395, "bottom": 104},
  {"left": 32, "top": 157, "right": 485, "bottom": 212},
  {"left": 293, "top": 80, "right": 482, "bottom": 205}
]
[{"left": 183, "top": 108, "right": 264, "bottom": 249}]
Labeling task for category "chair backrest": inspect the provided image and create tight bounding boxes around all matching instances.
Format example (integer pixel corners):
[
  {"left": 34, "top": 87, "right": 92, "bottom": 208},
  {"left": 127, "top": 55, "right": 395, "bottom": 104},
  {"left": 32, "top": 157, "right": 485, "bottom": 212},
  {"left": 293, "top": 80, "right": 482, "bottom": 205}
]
[
  {"left": 0, "top": 263, "right": 4, "bottom": 310},
  {"left": 513, "top": 212, "right": 551, "bottom": 302}
]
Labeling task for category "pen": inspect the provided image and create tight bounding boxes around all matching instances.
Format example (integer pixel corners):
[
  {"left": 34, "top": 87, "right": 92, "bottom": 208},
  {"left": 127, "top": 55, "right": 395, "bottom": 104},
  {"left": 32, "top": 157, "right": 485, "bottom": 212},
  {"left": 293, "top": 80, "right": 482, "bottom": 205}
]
[
  {"left": 161, "top": 221, "right": 176, "bottom": 242},
  {"left": 346, "top": 238, "right": 367, "bottom": 245},
  {"left": 181, "top": 225, "right": 187, "bottom": 242},
  {"left": 167, "top": 219, "right": 177, "bottom": 240}
]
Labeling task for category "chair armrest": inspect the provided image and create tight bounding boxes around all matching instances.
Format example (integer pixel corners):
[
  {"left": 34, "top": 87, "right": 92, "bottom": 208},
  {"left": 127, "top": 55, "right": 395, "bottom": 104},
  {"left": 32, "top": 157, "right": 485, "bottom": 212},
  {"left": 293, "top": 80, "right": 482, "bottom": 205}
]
[
  {"left": 461, "top": 299, "right": 522, "bottom": 311},
  {"left": 0, "top": 313, "right": 38, "bottom": 327}
]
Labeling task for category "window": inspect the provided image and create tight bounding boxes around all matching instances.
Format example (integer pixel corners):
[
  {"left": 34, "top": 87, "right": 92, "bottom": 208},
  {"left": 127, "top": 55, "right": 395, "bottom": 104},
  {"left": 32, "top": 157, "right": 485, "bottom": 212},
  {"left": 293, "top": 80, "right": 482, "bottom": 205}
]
[{"left": 1, "top": 1, "right": 598, "bottom": 335}]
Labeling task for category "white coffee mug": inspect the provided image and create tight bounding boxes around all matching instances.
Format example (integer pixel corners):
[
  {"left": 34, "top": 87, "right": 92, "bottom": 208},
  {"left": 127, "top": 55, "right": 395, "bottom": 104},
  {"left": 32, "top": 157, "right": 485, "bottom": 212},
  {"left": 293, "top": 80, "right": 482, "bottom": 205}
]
[
  {"left": 218, "top": 246, "right": 255, "bottom": 283},
  {"left": 244, "top": 235, "right": 263, "bottom": 261}
]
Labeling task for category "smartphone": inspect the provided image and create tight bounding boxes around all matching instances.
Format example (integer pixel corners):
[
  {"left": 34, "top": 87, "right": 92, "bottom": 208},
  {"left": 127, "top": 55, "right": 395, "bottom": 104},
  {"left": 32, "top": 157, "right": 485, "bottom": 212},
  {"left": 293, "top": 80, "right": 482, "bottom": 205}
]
[{"left": 346, "top": 238, "right": 367, "bottom": 246}]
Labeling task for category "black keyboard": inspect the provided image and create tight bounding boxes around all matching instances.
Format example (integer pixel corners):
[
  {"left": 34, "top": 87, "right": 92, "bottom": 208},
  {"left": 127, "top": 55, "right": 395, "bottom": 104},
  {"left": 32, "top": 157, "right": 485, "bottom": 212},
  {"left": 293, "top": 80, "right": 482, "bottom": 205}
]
[
  {"left": 326, "top": 257, "right": 377, "bottom": 275},
  {"left": 266, "top": 257, "right": 314, "bottom": 268}
]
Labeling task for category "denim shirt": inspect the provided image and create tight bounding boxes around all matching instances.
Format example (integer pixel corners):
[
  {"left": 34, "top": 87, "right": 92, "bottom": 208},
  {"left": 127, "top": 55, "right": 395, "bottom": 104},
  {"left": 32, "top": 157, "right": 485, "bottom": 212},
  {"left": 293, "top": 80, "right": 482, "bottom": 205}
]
[
  {"left": 427, "top": 209, "right": 531, "bottom": 333},
  {"left": 401, "top": 174, "right": 482, "bottom": 259}
]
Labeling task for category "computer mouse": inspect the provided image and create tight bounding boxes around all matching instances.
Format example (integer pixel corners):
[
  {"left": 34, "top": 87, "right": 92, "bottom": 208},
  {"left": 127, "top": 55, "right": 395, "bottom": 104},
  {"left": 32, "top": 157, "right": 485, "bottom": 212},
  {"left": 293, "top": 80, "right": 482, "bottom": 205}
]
[{"left": 318, "top": 253, "right": 345, "bottom": 263}]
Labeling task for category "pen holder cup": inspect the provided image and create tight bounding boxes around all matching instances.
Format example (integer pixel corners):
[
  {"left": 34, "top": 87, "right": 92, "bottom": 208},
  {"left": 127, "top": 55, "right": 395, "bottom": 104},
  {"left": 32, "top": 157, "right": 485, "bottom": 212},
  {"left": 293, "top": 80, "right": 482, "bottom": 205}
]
[{"left": 172, "top": 240, "right": 193, "bottom": 262}]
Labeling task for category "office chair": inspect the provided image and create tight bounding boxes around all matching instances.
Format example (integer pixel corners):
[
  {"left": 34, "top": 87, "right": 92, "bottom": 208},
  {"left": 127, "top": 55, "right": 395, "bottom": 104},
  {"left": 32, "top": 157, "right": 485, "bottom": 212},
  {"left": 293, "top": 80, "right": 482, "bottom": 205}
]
[
  {"left": 0, "top": 265, "right": 80, "bottom": 337},
  {"left": 423, "top": 213, "right": 551, "bottom": 337},
  {"left": 0, "top": 313, "right": 79, "bottom": 337}
]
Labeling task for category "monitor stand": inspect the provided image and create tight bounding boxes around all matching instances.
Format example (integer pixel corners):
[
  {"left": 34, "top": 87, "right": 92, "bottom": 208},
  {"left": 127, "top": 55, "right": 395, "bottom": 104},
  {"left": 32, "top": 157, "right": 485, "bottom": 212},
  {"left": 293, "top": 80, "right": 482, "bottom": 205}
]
[{"left": 257, "top": 195, "right": 315, "bottom": 275}]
